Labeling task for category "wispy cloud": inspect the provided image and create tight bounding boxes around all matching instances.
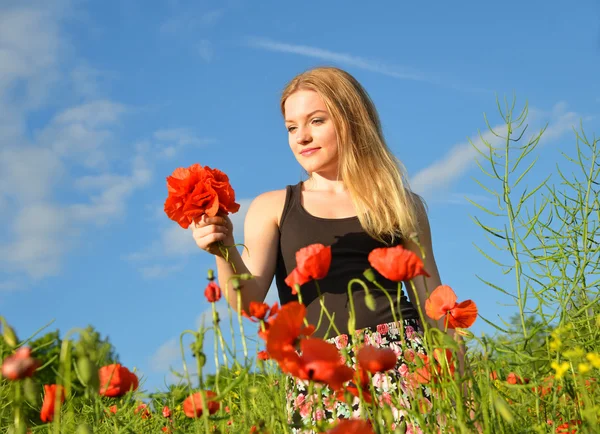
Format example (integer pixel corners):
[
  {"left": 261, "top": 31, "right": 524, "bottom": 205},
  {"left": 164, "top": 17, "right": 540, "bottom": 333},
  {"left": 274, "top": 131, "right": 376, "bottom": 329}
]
[
  {"left": 149, "top": 338, "right": 181, "bottom": 372},
  {"left": 160, "top": 8, "right": 225, "bottom": 34},
  {"left": 0, "top": 2, "right": 151, "bottom": 280},
  {"left": 197, "top": 39, "right": 213, "bottom": 63},
  {"left": 247, "top": 37, "right": 427, "bottom": 82},
  {"left": 410, "top": 102, "right": 589, "bottom": 200},
  {"left": 152, "top": 127, "right": 214, "bottom": 158},
  {"left": 124, "top": 197, "right": 254, "bottom": 279}
]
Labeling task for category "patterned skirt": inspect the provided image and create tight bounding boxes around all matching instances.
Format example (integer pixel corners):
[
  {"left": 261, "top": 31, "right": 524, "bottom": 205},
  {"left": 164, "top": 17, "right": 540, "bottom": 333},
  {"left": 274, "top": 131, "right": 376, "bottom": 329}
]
[{"left": 285, "top": 318, "right": 431, "bottom": 433}]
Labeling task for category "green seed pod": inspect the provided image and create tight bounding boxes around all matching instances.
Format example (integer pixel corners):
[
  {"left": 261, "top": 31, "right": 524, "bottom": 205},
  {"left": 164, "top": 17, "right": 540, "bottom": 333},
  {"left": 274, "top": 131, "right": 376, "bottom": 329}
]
[
  {"left": 197, "top": 352, "right": 206, "bottom": 368},
  {"left": 239, "top": 273, "right": 253, "bottom": 280},
  {"left": 347, "top": 317, "right": 356, "bottom": 337},
  {"left": 364, "top": 293, "right": 376, "bottom": 311},
  {"left": 2, "top": 322, "right": 18, "bottom": 348},
  {"left": 207, "top": 269, "right": 215, "bottom": 281},
  {"left": 23, "top": 377, "right": 40, "bottom": 406},
  {"left": 75, "top": 423, "right": 93, "bottom": 434},
  {"left": 77, "top": 357, "right": 99, "bottom": 391},
  {"left": 363, "top": 268, "right": 377, "bottom": 283},
  {"left": 231, "top": 278, "right": 241, "bottom": 290}
]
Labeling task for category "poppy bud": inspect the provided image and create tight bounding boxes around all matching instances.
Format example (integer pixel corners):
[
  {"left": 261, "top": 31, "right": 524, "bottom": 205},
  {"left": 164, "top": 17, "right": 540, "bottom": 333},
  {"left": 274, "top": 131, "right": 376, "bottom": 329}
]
[
  {"left": 196, "top": 352, "right": 206, "bottom": 368},
  {"left": 364, "top": 293, "right": 376, "bottom": 311},
  {"left": 23, "top": 377, "right": 40, "bottom": 406},
  {"left": 1, "top": 318, "right": 18, "bottom": 348},
  {"left": 454, "top": 328, "right": 474, "bottom": 339},
  {"left": 76, "top": 423, "right": 93, "bottom": 434},
  {"left": 231, "top": 278, "right": 241, "bottom": 290},
  {"left": 239, "top": 273, "right": 253, "bottom": 280},
  {"left": 347, "top": 317, "right": 356, "bottom": 337},
  {"left": 207, "top": 269, "right": 215, "bottom": 281},
  {"left": 363, "top": 268, "right": 377, "bottom": 283},
  {"left": 77, "top": 357, "right": 99, "bottom": 391}
]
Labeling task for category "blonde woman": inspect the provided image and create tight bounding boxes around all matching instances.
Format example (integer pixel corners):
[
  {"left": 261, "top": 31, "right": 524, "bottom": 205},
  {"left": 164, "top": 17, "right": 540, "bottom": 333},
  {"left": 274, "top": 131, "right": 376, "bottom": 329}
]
[{"left": 193, "top": 67, "right": 456, "bottom": 430}]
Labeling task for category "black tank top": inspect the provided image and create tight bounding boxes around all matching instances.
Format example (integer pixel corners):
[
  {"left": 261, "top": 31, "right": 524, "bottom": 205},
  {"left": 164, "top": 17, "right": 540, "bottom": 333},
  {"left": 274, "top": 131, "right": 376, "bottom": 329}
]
[{"left": 274, "top": 182, "right": 419, "bottom": 339}]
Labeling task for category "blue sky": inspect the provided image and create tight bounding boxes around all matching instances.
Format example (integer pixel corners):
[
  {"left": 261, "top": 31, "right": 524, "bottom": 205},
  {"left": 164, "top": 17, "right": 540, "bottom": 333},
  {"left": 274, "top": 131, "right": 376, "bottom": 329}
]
[{"left": 1, "top": 0, "right": 599, "bottom": 392}]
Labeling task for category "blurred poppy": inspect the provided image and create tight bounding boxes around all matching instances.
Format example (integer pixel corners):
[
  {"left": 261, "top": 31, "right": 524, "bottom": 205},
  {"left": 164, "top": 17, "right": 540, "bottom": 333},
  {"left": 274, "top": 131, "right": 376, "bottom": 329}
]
[
  {"left": 1, "top": 347, "right": 40, "bottom": 381},
  {"left": 99, "top": 364, "right": 139, "bottom": 397},
  {"left": 40, "top": 384, "right": 65, "bottom": 422},
  {"left": 356, "top": 345, "right": 397, "bottom": 374},
  {"left": 183, "top": 390, "right": 220, "bottom": 417},
  {"left": 266, "top": 302, "right": 314, "bottom": 360},
  {"left": 204, "top": 282, "right": 221, "bottom": 303},
  {"left": 324, "top": 418, "right": 374, "bottom": 434}
]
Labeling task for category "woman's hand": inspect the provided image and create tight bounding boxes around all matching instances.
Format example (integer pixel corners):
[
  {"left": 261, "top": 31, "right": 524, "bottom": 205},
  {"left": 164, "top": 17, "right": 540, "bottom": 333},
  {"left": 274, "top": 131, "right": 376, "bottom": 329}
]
[{"left": 191, "top": 214, "right": 234, "bottom": 256}]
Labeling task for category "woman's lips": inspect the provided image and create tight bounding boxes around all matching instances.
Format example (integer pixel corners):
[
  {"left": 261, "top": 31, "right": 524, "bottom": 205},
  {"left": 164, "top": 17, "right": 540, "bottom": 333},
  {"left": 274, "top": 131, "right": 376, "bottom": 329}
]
[{"left": 300, "top": 148, "right": 319, "bottom": 156}]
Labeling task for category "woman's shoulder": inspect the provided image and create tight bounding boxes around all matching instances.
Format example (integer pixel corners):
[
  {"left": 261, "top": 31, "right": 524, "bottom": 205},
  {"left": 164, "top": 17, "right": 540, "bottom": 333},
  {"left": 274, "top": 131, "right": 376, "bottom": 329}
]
[{"left": 246, "top": 188, "right": 289, "bottom": 226}]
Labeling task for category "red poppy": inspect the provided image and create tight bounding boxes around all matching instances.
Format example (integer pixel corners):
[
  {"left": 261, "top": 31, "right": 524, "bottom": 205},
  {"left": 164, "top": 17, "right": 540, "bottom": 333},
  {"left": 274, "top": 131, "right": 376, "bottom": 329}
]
[
  {"left": 134, "top": 403, "right": 151, "bottom": 419},
  {"left": 555, "top": 420, "right": 582, "bottom": 433},
  {"left": 1, "top": 347, "right": 40, "bottom": 381},
  {"left": 98, "top": 364, "right": 139, "bottom": 397},
  {"left": 279, "top": 338, "right": 354, "bottom": 390},
  {"left": 285, "top": 244, "right": 332, "bottom": 292},
  {"left": 164, "top": 164, "right": 240, "bottom": 229},
  {"left": 182, "top": 390, "right": 220, "bottom": 418},
  {"left": 356, "top": 345, "right": 397, "bottom": 374},
  {"left": 204, "top": 282, "right": 222, "bottom": 303},
  {"left": 506, "top": 372, "right": 528, "bottom": 385},
  {"left": 337, "top": 367, "right": 373, "bottom": 404},
  {"left": 257, "top": 350, "right": 270, "bottom": 361},
  {"left": 424, "top": 285, "right": 478, "bottom": 329},
  {"left": 415, "top": 349, "right": 455, "bottom": 384},
  {"left": 367, "top": 245, "right": 430, "bottom": 282},
  {"left": 266, "top": 301, "right": 315, "bottom": 361},
  {"left": 40, "top": 384, "right": 65, "bottom": 422},
  {"left": 324, "top": 418, "right": 375, "bottom": 434},
  {"left": 162, "top": 405, "right": 171, "bottom": 417},
  {"left": 243, "top": 301, "right": 272, "bottom": 321}
]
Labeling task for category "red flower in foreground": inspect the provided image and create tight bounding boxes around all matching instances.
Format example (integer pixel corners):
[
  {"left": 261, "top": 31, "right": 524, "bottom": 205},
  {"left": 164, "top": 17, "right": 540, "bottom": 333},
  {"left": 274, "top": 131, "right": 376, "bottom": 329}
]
[
  {"left": 164, "top": 164, "right": 240, "bottom": 229},
  {"left": 285, "top": 244, "right": 332, "bottom": 293},
  {"left": 425, "top": 285, "right": 478, "bottom": 329},
  {"left": 266, "top": 302, "right": 314, "bottom": 360},
  {"left": 162, "top": 405, "right": 171, "bottom": 418},
  {"left": 356, "top": 345, "right": 397, "bottom": 374},
  {"left": 368, "top": 245, "right": 430, "bottom": 282},
  {"left": 183, "top": 391, "right": 220, "bottom": 417},
  {"left": 243, "top": 301, "right": 277, "bottom": 322},
  {"left": 99, "top": 364, "right": 139, "bottom": 397},
  {"left": 279, "top": 338, "right": 354, "bottom": 390},
  {"left": 204, "top": 282, "right": 222, "bottom": 303},
  {"left": 1, "top": 346, "right": 40, "bottom": 381},
  {"left": 325, "top": 418, "right": 374, "bottom": 434},
  {"left": 40, "top": 384, "right": 65, "bottom": 422}
]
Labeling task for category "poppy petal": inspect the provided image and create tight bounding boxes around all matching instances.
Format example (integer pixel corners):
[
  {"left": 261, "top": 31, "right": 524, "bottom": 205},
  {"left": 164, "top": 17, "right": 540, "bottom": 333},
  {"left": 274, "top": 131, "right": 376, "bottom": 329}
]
[
  {"left": 447, "top": 299, "right": 478, "bottom": 329},
  {"left": 425, "top": 285, "right": 458, "bottom": 321}
]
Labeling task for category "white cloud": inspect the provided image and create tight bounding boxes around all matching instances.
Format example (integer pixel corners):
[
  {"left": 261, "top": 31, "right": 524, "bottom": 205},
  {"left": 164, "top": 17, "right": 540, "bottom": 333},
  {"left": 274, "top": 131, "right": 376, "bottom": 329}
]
[
  {"left": 160, "top": 8, "right": 224, "bottom": 34},
  {"left": 0, "top": 2, "right": 152, "bottom": 281},
  {"left": 410, "top": 102, "right": 586, "bottom": 199},
  {"left": 152, "top": 128, "right": 214, "bottom": 159},
  {"left": 140, "top": 264, "right": 185, "bottom": 279},
  {"left": 246, "top": 37, "right": 426, "bottom": 82},
  {"left": 149, "top": 338, "right": 181, "bottom": 372}
]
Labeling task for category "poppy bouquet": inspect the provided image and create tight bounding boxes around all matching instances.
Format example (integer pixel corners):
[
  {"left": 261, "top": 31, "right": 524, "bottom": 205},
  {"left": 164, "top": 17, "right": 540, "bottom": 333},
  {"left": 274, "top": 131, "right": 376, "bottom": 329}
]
[{"left": 164, "top": 164, "right": 240, "bottom": 229}]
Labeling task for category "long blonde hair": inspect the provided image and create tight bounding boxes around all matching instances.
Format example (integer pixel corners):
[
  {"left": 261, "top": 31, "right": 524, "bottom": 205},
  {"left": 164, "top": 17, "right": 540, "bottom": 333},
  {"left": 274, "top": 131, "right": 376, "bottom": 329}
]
[{"left": 280, "top": 66, "right": 423, "bottom": 244}]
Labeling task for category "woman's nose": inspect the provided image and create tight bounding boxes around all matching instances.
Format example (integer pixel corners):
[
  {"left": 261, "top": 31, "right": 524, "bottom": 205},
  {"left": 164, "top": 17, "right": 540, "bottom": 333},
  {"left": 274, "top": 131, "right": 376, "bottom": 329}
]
[{"left": 296, "top": 127, "right": 311, "bottom": 144}]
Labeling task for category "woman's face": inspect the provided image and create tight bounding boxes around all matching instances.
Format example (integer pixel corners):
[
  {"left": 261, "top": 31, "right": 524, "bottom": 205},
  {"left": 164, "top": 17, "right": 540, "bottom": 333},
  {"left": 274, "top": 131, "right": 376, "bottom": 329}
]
[{"left": 284, "top": 90, "right": 339, "bottom": 177}]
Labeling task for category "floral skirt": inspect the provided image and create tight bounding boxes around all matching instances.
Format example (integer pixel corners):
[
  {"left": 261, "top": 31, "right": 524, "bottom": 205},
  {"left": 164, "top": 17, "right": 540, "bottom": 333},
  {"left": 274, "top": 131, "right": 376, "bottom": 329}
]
[{"left": 285, "top": 318, "right": 432, "bottom": 433}]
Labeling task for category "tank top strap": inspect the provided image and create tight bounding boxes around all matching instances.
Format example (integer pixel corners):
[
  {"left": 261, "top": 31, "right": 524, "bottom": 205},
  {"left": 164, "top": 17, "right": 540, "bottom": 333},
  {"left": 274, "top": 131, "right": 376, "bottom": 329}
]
[{"left": 279, "top": 182, "right": 302, "bottom": 229}]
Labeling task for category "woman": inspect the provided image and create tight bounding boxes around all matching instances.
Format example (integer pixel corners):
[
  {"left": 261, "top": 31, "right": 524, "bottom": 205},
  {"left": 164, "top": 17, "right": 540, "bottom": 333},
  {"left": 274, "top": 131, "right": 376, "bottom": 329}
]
[{"left": 193, "top": 67, "right": 458, "bottom": 430}]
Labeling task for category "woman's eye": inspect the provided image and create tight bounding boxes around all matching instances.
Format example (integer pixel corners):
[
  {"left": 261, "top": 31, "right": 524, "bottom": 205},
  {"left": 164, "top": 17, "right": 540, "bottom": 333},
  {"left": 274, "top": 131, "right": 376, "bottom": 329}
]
[
  {"left": 312, "top": 118, "right": 324, "bottom": 125},
  {"left": 287, "top": 126, "right": 297, "bottom": 133}
]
